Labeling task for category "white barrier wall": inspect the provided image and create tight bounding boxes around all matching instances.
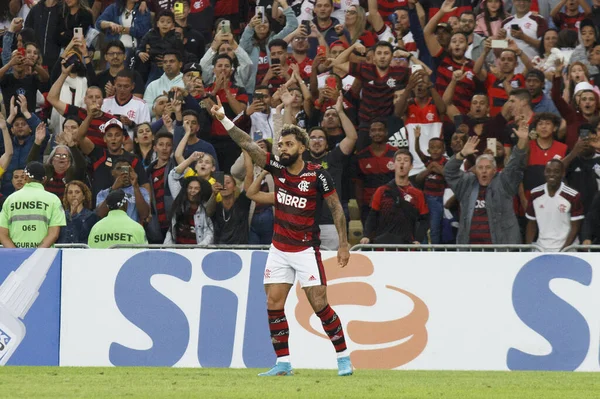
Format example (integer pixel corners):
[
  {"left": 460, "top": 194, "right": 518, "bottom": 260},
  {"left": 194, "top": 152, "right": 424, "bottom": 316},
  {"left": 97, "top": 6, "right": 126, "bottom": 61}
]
[{"left": 60, "top": 250, "right": 600, "bottom": 371}]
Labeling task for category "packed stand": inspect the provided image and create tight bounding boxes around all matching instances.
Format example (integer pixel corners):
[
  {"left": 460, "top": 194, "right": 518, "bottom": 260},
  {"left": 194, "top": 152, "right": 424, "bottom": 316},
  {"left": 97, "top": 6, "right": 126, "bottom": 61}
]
[{"left": 0, "top": 0, "right": 598, "bottom": 251}]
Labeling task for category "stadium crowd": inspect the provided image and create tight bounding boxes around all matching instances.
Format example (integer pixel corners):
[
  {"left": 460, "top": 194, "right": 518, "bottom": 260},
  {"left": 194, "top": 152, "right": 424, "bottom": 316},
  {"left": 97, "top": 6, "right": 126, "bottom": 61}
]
[{"left": 0, "top": 0, "right": 599, "bottom": 250}]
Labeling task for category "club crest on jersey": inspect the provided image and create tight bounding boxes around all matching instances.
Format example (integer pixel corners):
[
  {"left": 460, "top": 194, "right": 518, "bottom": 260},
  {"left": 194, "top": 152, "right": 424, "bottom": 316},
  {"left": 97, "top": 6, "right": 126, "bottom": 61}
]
[
  {"left": 404, "top": 193, "right": 413, "bottom": 202},
  {"left": 426, "top": 112, "right": 435, "bottom": 121},
  {"left": 298, "top": 180, "right": 310, "bottom": 192},
  {"left": 387, "top": 161, "right": 394, "bottom": 170},
  {"left": 466, "top": 71, "right": 474, "bottom": 80},
  {"left": 386, "top": 78, "right": 396, "bottom": 88}
]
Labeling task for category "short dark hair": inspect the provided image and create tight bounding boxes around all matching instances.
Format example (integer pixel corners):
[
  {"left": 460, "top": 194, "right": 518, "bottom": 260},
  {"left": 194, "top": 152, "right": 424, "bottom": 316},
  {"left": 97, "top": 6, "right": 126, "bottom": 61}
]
[
  {"left": 308, "top": 126, "right": 328, "bottom": 137},
  {"left": 370, "top": 118, "right": 388, "bottom": 129},
  {"left": 154, "top": 131, "right": 173, "bottom": 143},
  {"left": 394, "top": 149, "right": 413, "bottom": 164},
  {"left": 155, "top": 10, "right": 175, "bottom": 27},
  {"left": 182, "top": 109, "right": 200, "bottom": 123},
  {"left": 546, "top": 158, "right": 564, "bottom": 170},
  {"left": 112, "top": 157, "right": 132, "bottom": 169},
  {"left": 162, "top": 50, "right": 182, "bottom": 62},
  {"left": 104, "top": 40, "right": 125, "bottom": 54},
  {"left": 255, "top": 85, "right": 270, "bottom": 92},
  {"left": 374, "top": 41, "right": 394, "bottom": 53},
  {"left": 429, "top": 137, "right": 445, "bottom": 146},
  {"left": 509, "top": 88, "right": 532, "bottom": 107},
  {"left": 534, "top": 112, "right": 561, "bottom": 127},
  {"left": 115, "top": 69, "right": 135, "bottom": 82},
  {"left": 62, "top": 115, "right": 82, "bottom": 129},
  {"left": 451, "top": 32, "right": 469, "bottom": 41},
  {"left": 459, "top": 11, "right": 476, "bottom": 19},
  {"left": 212, "top": 53, "right": 233, "bottom": 67},
  {"left": 268, "top": 38, "right": 288, "bottom": 51}
]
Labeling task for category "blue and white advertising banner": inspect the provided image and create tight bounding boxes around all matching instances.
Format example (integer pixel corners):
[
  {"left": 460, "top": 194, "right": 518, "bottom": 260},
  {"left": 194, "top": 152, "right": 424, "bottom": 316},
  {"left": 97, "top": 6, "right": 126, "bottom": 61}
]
[
  {"left": 59, "top": 250, "right": 600, "bottom": 371},
  {"left": 0, "top": 249, "right": 61, "bottom": 366}
]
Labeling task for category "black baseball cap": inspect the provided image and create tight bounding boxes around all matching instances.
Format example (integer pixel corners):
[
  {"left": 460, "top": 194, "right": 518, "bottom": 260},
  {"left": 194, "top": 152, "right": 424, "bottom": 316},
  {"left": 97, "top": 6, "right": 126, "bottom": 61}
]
[
  {"left": 182, "top": 62, "right": 201, "bottom": 74},
  {"left": 24, "top": 161, "right": 46, "bottom": 182},
  {"left": 106, "top": 189, "right": 127, "bottom": 210}
]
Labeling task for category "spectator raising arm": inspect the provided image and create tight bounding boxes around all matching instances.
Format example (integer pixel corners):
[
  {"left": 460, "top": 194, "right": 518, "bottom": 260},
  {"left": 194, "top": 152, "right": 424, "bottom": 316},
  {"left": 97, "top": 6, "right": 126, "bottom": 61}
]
[
  {"left": 47, "top": 62, "right": 75, "bottom": 116},
  {"left": 423, "top": 0, "right": 457, "bottom": 57},
  {"left": 334, "top": 92, "right": 358, "bottom": 156},
  {"left": 0, "top": 113, "right": 13, "bottom": 175},
  {"left": 244, "top": 151, "right": 274, "bottom": 205}
]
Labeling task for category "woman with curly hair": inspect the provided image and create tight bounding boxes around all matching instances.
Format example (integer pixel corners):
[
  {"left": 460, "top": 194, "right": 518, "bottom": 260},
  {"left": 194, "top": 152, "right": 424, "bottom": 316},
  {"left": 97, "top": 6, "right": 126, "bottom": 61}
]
[{"left": 57, "top": 180, "right": 97, "bottom": 244}]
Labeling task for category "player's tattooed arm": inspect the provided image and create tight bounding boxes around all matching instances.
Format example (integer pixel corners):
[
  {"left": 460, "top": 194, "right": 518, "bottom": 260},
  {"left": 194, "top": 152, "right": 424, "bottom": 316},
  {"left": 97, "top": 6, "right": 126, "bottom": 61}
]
[
  {"left": 325, "top": 192, "right": 351, "bottom": 267},
  {"left": 228, "top": 125, "right": 267, "bottom": 167},
  {"left": 210, "top": 99, "right": 267, "bottom": 167}
]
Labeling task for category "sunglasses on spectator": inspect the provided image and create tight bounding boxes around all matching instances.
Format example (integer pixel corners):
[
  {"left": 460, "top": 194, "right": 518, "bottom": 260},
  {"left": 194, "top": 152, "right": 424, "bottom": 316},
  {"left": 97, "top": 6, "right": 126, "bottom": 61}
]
[
  {"left": 345, "top": 9, "right": 357, "bottom": 14},
  {"left": 53, "top": 154, "right": 69, "bottom": 160}
]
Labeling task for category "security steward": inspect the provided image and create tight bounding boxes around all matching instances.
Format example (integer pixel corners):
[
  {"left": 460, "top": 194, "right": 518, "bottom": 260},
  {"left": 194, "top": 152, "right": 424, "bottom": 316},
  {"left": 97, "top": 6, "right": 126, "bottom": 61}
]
[
  {"left": 88, "top": 189, "right": 148, "bottom": 248},
  {"left": 0, "top": 162, "right": 67, "bottom": 248}
]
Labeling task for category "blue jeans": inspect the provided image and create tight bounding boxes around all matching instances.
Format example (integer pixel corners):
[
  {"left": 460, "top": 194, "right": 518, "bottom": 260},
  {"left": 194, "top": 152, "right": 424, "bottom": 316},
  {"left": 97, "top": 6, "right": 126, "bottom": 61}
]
[
  {"left": 249, "top": 208, "right": 274, "bottom": 245},
  {"left": 426, "top": 195, "right": 444, "bottom": 244}
]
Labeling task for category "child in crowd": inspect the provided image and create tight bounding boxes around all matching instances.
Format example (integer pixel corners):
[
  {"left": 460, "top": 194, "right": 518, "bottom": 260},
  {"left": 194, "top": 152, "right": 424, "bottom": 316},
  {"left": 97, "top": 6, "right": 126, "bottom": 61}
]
[{"left": 414, "top": 125, "right": 448, "bottom": 244}]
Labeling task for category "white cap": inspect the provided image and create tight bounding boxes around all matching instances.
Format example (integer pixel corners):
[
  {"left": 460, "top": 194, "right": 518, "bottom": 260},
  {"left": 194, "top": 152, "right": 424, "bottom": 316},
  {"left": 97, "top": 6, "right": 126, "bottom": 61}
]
[
  {"left": 100, "top": 118, "right": 124, "bottom": 132},
  {"left": 0, "top": 249, "right": 59, "bottom": 319},
  {"left": 574, "top": 81, "right": 595, "bottom": 95}
]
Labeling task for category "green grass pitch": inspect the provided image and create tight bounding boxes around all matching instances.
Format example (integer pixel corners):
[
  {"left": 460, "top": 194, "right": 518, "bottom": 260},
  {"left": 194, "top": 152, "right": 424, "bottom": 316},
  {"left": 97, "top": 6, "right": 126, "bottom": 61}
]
[{"left": 1, "top": 367, "right": 599, "bottom": 398}]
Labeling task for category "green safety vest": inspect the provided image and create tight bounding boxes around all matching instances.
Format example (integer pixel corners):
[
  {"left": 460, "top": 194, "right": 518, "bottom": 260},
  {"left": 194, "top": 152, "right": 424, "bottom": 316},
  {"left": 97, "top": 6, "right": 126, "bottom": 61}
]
[
  {"left": 0, "top": 182, "right": 67, "bottom": 248},
  {"left": 88, "top": 210, "right": 148, "bottom": 249}
]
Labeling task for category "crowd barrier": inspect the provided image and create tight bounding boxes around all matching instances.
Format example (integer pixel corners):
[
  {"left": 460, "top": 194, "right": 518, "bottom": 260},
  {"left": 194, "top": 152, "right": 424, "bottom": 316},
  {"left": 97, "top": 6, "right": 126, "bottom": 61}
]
[{"left": 3, "top": 248, "right": 600, "bottom": 371}]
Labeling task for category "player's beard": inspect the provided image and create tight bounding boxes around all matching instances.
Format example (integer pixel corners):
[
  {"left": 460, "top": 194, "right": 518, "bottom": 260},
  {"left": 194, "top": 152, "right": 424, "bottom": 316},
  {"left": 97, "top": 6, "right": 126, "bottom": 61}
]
[{"left": 280, "top": 151, "right": 300, "bottom": 166}]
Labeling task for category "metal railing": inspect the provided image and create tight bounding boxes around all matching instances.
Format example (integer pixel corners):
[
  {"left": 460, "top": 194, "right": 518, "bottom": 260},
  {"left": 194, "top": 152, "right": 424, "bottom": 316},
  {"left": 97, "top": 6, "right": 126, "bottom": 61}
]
[
  {"left": 108, "top": 244, "right": 272, "bottom": 250},
  {"left": 560, "top": 245, "right": 600, "bottom": 253},
  {"left": 349, "top": 244, "right": 544, "bottom": 252},
  {"left": 55, "top": 244, "right": 90, "bottom": 249}
]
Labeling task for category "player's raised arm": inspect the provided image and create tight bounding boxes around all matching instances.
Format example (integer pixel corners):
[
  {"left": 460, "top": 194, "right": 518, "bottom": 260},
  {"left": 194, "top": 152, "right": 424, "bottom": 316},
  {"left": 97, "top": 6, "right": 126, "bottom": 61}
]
[{"left": 209, "top": 98, "right": 267, "bottom": 168}]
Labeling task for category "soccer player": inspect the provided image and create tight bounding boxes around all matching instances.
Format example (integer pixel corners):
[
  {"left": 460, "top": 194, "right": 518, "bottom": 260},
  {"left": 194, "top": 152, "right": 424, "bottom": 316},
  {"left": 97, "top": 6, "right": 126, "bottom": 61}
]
[{"left": 209, "top": 98, "right": 353, "bottom": 377}]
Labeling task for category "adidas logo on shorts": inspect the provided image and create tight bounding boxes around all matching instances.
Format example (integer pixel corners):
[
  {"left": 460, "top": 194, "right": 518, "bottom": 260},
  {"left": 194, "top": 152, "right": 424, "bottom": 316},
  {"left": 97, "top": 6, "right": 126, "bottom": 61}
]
[{"left": 309, "top": 275, "right": 316, "bottom": 281}]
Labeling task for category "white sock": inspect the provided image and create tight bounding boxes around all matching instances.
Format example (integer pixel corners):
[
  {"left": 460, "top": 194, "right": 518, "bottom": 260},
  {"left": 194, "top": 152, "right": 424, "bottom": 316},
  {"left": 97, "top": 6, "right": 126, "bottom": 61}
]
[
  {"left": 277, "top": 355, "right": 290, "bottom": 364},
  {"left": 336, "top": 350, "right": 348, "bottom": 359}
]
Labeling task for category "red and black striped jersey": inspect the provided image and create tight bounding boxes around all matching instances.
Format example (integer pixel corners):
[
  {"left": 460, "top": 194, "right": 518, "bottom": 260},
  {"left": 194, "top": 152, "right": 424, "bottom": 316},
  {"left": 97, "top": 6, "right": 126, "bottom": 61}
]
[
  {"left": 349, "top": 62, "right": 409, "bottom": 124},
  {"left": 469, "top": 185, "right": 492, "bottom": 244},
  {"left": 265, "top": 153, "right": 336, "bottom": 252},
  {"left": 45, "top": 172, "right": 66, "bottom": 199},
  {"left": 256, "top": 50, "right": 270, "bottom": 90},
  {"left": 151, "top": 164, "right": 169, "bottom": 229},
  {"left": 206, "top": 83, "right": 249, "bottom": 137},
  {"left": 423, "top": 157, "right": 447, "bottom": 197},
  {"left": 176, "top": 204, "right": 198, "bottom": 245},
  {"left": 553, "top": 11, "right": 586, "bottom": 31},
  {"left": 421, "top": 0, "right": 472, "bottom": 22},
  {"left": 377, "top": 0, "right": 407, "bottom": 20},
  {"left": 434, "top": 53, "right": 478, "bottom": 114},
  {"left": 64, "top": 104, "right": 115, "bottom": 148},
  {"left": 352, "top": 143, "right": 398, "bottom": 206},
  {"left": 484, "top": 73, "right": 526, "bottom": 117},
  {"left": 523, "top": 140, "right": 567, "bottom": 191}
]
